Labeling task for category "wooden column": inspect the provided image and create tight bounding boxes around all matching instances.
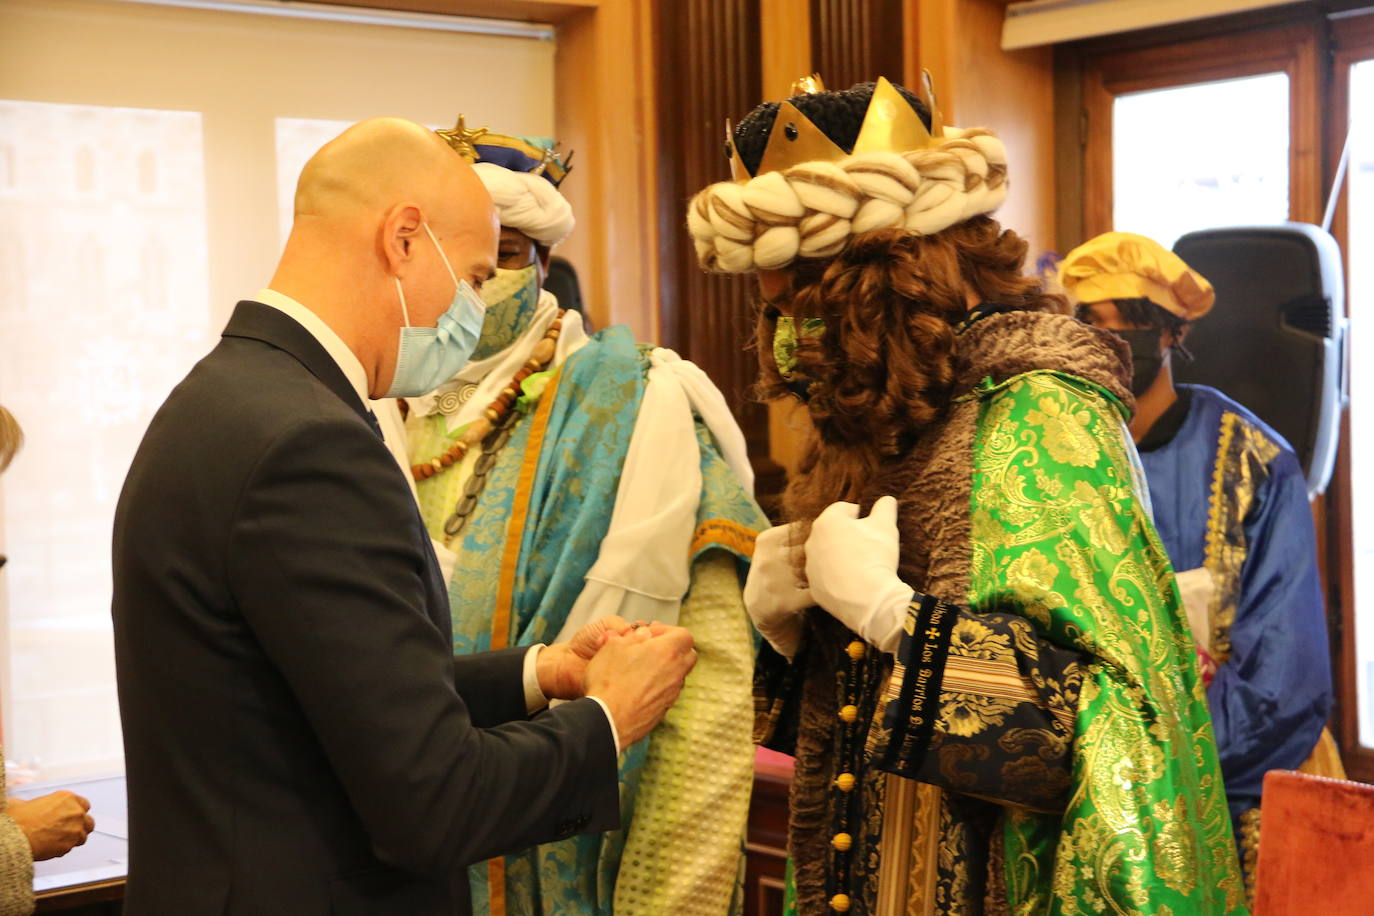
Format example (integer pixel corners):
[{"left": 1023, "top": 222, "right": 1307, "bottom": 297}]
[
  {"left": 555, "top": 0, "right": 661, "bottom": 338},
  {"left": 809, "top": 0, "right": 905, "bottom": 90},
  {"left": 911, "top": 0, "right": 1058, "bottom": 257},
  {"left": 655, "top": 0, "right": 778, "bottom": 505}
]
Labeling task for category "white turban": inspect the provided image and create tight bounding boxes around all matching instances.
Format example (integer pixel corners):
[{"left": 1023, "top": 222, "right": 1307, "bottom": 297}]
[{"left": 472, "top": 161, "right": 575, "bottom": 248}]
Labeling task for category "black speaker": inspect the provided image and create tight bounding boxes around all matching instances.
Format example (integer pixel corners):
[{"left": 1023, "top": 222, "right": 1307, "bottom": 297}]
[{"left": 1172, "top": 223, "right": 1346, "bottom": 496}]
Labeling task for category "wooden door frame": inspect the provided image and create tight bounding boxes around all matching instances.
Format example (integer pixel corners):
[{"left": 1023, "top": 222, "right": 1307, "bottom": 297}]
[
  {"left": 1079, "top": 19, "right": 1326, "bottom": 239},
  {"left": 1325, "top": 8, "right": 1374, "bottom": 781}
]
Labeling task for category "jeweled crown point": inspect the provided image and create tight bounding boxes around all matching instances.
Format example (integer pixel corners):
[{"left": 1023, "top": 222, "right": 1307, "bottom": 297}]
[
  {"left": 437, "top": 115, "right": 489, "bottom": 161},
  {"left": 721, "top": 72, "right": 946, "bottom": 183}
]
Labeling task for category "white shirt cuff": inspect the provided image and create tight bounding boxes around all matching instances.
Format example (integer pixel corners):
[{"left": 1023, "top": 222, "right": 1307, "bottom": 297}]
[
  {"left": 585, "top": 695, "right": 621, "bottom": 756},
  {"left": 524, "top": 645, "right": 620, "bottom": 755},
  {"left": 522, "top": 644, "right": 549, "bottom": 714}
]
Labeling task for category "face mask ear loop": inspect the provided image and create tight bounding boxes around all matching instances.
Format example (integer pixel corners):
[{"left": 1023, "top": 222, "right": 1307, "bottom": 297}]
[
  {"left": 1170, "top": 325, "right": 1196, "bottom": 363},
  {"left": 421, "top": 221, "right": 460, "bottom": 288},
  {"left": 394, "top": 277, "right": 412, "bottom": 329}
]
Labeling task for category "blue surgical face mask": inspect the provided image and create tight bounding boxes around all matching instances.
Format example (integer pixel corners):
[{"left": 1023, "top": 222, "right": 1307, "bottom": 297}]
[{"left": 383, "top": 222, "right": 487, "bottom": 398}]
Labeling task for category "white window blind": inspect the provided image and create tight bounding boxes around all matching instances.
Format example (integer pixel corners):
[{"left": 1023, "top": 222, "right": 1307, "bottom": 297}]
[{"left": 0, "top": 0, "right": 554, "bottom": 782}]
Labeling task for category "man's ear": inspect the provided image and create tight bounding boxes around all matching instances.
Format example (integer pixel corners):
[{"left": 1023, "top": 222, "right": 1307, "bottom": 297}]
[
  {"left": 1166, "top": 324, "right": 1191, "bottom": 350},
  {"left": 381, "top": 203, "right": 424, "bottom": 275}
]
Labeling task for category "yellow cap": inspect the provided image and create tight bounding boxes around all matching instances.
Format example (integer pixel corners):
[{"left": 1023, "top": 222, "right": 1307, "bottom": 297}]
[{"left": 1057, "top": 231, "right": 1215, "bottom": 321}]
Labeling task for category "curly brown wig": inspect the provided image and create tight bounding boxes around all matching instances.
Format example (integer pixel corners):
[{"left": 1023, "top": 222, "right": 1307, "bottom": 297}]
[{"left": 759, "top": 216, "right": 1063, "bottom": 525}]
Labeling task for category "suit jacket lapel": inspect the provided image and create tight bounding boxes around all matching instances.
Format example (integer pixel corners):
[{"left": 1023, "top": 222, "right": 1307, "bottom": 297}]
[{"left": 222, "top": 301, "right": 371, "bottom": 423}]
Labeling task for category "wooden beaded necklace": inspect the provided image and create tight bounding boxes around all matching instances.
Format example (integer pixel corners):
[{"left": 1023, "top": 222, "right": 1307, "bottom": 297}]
[{"left": 409, "top": 309, "right": 566, "bottom": 482}]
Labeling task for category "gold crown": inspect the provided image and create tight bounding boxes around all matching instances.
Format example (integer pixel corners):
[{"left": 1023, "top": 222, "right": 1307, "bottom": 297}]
[
  {"left": 437, "top": 115, "right": 571, "bottom": 187},
  {"left": 724, "top": 73, "right": 945, "bottom": 183}
]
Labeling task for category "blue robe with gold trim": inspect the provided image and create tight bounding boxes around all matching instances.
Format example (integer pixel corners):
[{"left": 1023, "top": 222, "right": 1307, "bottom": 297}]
[{"left": 1137, "top": 384, "right": 1333, "bottom": 839}]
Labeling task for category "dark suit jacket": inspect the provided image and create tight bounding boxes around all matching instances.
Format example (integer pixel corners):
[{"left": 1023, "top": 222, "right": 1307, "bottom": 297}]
[{"left": 112, "top": 301, "right": 618, "bottom": 915}]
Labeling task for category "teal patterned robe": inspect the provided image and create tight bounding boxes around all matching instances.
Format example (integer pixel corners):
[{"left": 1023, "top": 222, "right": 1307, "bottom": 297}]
[{"left": 409, "top": 325, "right": 765, "bottom": 916}]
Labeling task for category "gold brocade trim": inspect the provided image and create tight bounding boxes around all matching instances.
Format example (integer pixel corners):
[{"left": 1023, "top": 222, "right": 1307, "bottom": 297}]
[
  {"left": 490, "top": 366, "right": 564, "bottom": 652},
  {"left": 1203, "top": 412, "right": 1280, "bottom": 663},
  {"left": 1238, "top": 807, "right": 1261, "bottom": 907},
  {"left": 866, "top": 657, "right": 906, "bottom": 761},
  {"left": 907, "top": 784, "right": 942, "bottom": 916},
  {"left": 876, "top": 774, "right": 915, "bottom": 912},
  {"left": 873, "top": 774, "right": 942, "bottom": 915},
  {"left": 1298, "top": 726, "right": 1347, "bottom": 779},
  {"left": 690, "top": 518, "right": 759, "bottom": 560}
]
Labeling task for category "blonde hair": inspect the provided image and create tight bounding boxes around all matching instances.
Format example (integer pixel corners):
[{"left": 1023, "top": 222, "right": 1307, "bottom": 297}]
[{"left": 0, "top": 405, "right": 23, "bottom": 472}]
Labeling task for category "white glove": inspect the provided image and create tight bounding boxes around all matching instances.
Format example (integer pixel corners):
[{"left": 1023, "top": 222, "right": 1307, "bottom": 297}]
[
  {"left": 804, "top": 496, "right": 914, "bottom": 653},
  {"left": 744, "top": 523, "right": 813, "bottom": 660}
]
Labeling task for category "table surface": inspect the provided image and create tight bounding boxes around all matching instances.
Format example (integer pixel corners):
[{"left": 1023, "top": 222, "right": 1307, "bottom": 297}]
[
  {"left": 12, "top": 774, "right": 127, "bottom": 896},
  {"left": 11, "top": 757, "right": 790, "bottom": 897}
]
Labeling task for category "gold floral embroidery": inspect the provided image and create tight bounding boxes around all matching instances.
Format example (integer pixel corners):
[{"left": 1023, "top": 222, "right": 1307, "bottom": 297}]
[
  {"left": 1025, "top": 394, "right": 1102, "bottom": 467},
  {"left": 1204, "top": 412, "right": 1280, "bottom": 663},
  {"left": 949, "top": 617, "right": 1012, "bottom": 659},
  {"left": 939, "top": 693, "right": 1020, "bottom": 737},
  {"left": 1006, "top": 549, "right": 1058, "bottom": 596},
  {"left": 971, "top": 371, "right": 1246, "bottom": 915},
  {"left": 1150, "top": 796, "right": 1199, "bottom": 897}
]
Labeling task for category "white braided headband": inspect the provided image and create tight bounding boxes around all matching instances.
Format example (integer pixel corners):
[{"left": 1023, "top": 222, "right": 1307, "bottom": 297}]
[
  {"left": 473, "top": 161, "right": 575, "bottom": 247},
  {"left": 687, "top": 128, "right": 1008, "bottom": 273}
]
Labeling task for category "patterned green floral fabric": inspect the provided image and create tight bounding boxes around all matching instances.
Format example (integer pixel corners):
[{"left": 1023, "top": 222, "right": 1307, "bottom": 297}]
[{"left": 967, "top": 371, "right": 1246, "bottom": 915}]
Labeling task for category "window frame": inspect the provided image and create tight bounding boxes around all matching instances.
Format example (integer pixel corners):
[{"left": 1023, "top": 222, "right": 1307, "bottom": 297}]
[
  {"left": 1080, "top": 19, "right": 1326, "bottom": 238},
  {"left": 1328, "top": 10, "right": 1374, "bottom": 783}
]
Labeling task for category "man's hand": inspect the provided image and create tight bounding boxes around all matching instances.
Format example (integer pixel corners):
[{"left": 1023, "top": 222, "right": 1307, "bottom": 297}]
[
  {"left": 743, "top": 523, "right": 813, "bottom": 660},
  {"left": 536, "top": 615, "right": 633, "bottom": 701},
  {"left": 804, "top": 496, "right": 913, "bottom": 653},
  {"left": 584, "top": 626, "right": 697, "bottom": 751},
  {"left": 7, "top": 790, "right": 94, "bottom": 861}
]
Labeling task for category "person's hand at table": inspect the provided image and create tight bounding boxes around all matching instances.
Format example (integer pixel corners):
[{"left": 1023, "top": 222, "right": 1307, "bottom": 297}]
[{"left": 7, "top": 790, "right": 94, "bottom": 861}]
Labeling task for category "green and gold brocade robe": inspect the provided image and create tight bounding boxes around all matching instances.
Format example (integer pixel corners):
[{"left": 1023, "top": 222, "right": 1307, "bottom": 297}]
[{"left": 756, "top": 310, "right": 1247, "bottom": 916}]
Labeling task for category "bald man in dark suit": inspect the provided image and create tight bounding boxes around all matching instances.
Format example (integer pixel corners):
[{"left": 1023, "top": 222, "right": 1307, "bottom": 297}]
[{"left": 112, "top": 118, "right": 696, "bottom": 915}]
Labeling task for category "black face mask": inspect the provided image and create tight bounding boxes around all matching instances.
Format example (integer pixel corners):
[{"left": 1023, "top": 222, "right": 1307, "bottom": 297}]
[{"left": 1111, "top": 329, "right": 1166, "bottom": 397}]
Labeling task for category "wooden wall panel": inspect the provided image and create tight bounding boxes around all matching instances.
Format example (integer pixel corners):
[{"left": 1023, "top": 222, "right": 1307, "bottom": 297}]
[
  {"left": 656, "top": 0, "right": 781, "bottom": 505},
  {"left": 914, "top": 0, "right": 1057, "bottom": 256},
  {"left": 809, "top": 0, "right": 905, "bottom": 89},
  {"left": 554, "top": 0, "right": 661, "bottom": 338}
]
